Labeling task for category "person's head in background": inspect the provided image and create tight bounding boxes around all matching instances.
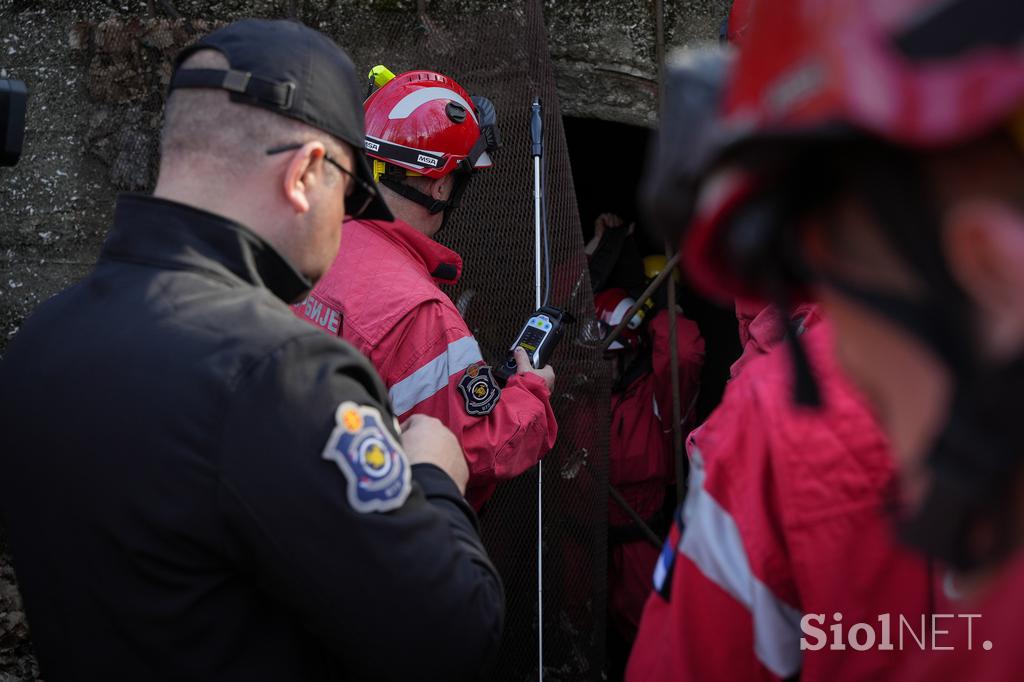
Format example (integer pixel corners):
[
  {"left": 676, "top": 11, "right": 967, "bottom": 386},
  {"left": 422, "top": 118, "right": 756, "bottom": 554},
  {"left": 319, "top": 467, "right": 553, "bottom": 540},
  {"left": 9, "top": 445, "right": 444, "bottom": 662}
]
[
  {"left": 595, "top": 287, "right": 648, "bottom": 385},
  {"left": 592, "top": 252, "right": 686, "bottom": 387},
  {"left": 676, "top": 0, "right": 1024, "bottom": 578},
  {"left": 154, "top": 20, "right": 390, "bottom": 284},
  {"left": 587, "top": 212, "right": 655, "bottom": 386}
]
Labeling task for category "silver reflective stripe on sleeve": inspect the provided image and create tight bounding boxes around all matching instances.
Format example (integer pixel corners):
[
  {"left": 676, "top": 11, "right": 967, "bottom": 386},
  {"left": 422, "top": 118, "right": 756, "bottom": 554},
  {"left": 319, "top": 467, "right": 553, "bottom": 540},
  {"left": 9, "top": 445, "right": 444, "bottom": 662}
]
[
  {"left": 388, "top": 336, "right": 483, "bottom": 415},
  {"left": 679, "top": 447, "right": 804, "bottom": 679}
]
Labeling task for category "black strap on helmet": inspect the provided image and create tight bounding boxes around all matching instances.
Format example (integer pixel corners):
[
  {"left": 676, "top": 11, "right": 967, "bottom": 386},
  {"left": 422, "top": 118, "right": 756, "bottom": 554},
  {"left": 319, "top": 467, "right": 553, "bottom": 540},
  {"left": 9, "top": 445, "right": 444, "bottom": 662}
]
[
  {"left": 379, "top": 170, "right": 450, "bottom": 214},
  {"left": 378, "top": 163, "right": 475, "bottom": 223},
  {"left": 379, "top": 178, "right": 450, "bottom": 214},
  {"left": 723, "top": 181, "right": 823, "bottom": 407},
  {"left": 365, "top": 136, "right": 447, "bottom": 174}
]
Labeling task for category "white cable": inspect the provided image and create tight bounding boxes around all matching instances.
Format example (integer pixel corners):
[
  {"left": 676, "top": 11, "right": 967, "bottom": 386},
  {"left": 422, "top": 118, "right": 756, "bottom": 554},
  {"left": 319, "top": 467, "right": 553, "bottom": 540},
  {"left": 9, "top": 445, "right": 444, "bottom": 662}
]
[{"left": 532, "top": 152, "right": 544, "bottom": 679}]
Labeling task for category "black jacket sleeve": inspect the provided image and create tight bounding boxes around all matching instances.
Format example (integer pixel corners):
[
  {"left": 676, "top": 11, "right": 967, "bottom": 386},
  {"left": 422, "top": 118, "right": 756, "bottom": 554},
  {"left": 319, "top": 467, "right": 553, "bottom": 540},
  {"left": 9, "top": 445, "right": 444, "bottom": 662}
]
[{"left": 215, "top": 331, "right": 504, "bottom": 681}]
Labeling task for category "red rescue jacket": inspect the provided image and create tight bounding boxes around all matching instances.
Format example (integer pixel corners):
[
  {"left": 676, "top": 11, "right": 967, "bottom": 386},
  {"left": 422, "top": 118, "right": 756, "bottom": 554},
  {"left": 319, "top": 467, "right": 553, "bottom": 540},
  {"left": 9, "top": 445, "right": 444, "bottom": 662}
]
[
  {"left": 608, "top": 309, "right": 704, "bottom": 638},
  {"left": 628, "top": 320, "right": 954, "bottom": 682},
  {"left": 609, "top": 309, "right": 705, "bottom": 526},
  {"left": 295, "top": 218, "right": 557, "bottom": 508}
]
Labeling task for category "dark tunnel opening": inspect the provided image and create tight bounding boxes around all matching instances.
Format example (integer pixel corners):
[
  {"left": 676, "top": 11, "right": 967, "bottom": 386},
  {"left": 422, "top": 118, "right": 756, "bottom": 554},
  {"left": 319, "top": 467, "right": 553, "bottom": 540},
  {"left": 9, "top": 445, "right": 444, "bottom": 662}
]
[{"left": 562, "top": 116, "right": 742, "bottom": 430}]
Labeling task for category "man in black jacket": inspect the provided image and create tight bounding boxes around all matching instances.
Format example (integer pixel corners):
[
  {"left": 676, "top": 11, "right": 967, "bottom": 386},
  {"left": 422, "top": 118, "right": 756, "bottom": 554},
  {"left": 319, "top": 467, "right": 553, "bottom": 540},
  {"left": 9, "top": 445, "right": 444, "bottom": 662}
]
[{"left": 0, "top": 19, "right": 503, "bottom": 681}]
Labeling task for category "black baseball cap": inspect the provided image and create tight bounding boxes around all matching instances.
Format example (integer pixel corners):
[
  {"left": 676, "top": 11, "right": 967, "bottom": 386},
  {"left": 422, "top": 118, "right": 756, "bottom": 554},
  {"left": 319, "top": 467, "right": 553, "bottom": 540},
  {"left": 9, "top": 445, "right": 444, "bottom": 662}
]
[{"left": 168, "top": 19, "right": 392, "bottom": 221}]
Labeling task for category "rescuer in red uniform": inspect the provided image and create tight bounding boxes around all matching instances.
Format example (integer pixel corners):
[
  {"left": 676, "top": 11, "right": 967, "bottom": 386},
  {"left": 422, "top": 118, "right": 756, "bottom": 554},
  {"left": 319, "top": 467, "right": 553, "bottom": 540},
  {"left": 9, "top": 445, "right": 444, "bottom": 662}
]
[
  {"left": 656, "top": 0, "right": 1024, "bottom": 679},
  {"left": 628, "top": 314, "right": 952, "bottom": 682},
  {"left": 594, "top": 265, "right": 705, "bottom": 646},
  {"left": 296, "top": 68, "right": 557, "bottom": 509},
  {"left": 627, "top": 42, "right": 974, "bottom": 681}
]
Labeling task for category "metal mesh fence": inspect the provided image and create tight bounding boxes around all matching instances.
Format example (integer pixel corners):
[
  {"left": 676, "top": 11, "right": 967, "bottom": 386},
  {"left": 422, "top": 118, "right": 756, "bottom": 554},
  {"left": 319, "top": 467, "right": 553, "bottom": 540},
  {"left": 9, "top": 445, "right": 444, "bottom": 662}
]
[
  {"left": 2, "top": 1, "right": 610, "bottom": 679},
  {"left": 321, "top": 3, "right": 611, "bottom": 679}
]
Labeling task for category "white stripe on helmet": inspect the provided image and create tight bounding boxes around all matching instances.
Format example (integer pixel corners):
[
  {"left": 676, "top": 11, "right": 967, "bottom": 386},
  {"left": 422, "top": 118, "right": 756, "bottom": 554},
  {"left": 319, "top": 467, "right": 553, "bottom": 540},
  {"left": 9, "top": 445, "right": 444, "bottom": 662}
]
[
  {"left": 608, "top": 297, "right": 643, "bottom": 329},
  {"left": 388, "top": 87, "right": 478, "bottom": 123}
]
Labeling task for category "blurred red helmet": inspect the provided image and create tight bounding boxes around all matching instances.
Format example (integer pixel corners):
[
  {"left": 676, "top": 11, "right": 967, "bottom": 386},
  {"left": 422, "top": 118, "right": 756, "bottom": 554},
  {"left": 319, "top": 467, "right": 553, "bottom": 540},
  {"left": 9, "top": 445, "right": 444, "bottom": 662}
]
[
  {"left": 595, "top": 288, "right": 645, "bottom": 352},
  {"left": 363, "top": 69, "right": 498, "bottom": 180},
  {"left": 682, "top": 0, "right": 1024, "bottom": 304}
]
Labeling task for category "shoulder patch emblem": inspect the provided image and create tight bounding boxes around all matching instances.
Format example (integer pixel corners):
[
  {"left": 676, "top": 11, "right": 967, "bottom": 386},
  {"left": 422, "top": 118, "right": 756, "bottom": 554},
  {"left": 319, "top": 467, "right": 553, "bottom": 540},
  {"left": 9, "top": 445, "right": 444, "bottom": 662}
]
[
  {"left": 321, "top": 402, "right": 411, "bottom": 513},
  {"left": 457, "top": 364, "right": 501, "bottom": 416}
]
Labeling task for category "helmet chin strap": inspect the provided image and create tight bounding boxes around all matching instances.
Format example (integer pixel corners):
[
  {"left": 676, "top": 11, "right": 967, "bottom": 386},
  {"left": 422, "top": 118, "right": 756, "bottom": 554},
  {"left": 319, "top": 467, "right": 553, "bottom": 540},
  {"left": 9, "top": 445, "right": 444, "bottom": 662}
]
[
  {"left": 734, "top": 138, "right": 1024, "bottom": 573},
  {"left": 821, "top": 271, "right": 1024, "bottom": 572},
  {"left": 379, "top": 169, "right": 474, "bottom": 235},
  {"left": 379, "top": 175, "right": 450, "bottom": 215},
  {"left": 846, "top": 152, "right": 1024, "bottom": 572},
  {"left": 780, "top": 140, "right": 1024, "bottom": 572}
]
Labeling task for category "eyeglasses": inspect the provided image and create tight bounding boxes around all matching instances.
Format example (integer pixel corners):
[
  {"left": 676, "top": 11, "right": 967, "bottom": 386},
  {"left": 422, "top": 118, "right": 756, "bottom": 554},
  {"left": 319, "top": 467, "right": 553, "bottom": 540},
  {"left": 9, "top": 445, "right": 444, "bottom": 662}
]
[{"left": 266, "top": 143, "right": 378, "bottom": 218}]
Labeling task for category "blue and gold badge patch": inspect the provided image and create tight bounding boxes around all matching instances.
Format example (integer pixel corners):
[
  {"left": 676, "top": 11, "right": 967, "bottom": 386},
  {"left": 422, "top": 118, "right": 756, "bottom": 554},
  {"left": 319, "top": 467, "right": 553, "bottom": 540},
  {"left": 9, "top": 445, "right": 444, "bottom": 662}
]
[
  {"left": 322, "top": 402, "right": 411, "bottom": 513},
  {"left": 457, "top": 364, "right": 501, "bottom": 416}
]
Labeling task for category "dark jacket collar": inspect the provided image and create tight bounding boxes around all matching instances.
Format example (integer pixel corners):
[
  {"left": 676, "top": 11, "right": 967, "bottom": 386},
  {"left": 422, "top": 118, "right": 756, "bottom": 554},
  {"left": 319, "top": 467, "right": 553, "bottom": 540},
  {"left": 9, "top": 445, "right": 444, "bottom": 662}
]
[
  {"left": 355, "top": 218, "right": 463, "bottom": 284},
  {"left": 101, "top": 194, "right": 311, "bottom": 303}
]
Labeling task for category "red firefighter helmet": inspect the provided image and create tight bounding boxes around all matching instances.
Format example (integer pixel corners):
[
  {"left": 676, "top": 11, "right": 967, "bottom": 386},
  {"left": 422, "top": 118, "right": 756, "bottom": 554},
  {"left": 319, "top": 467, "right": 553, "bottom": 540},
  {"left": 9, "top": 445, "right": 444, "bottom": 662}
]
[
  {"left": 595, "top": 288, "right": 646, "bottom": 352},
  {"left": 680, "top": 0, "right": 1024, "bottom": 304},
  {"left": 363, "top": 69, "right": 498, "bottom": 181}
]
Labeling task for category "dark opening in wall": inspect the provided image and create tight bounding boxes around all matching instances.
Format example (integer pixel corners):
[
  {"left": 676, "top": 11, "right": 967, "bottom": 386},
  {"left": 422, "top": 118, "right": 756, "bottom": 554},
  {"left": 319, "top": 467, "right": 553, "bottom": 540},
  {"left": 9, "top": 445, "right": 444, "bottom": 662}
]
[{"left": 563, "top": 116, "right": 742, "bottom": 426}]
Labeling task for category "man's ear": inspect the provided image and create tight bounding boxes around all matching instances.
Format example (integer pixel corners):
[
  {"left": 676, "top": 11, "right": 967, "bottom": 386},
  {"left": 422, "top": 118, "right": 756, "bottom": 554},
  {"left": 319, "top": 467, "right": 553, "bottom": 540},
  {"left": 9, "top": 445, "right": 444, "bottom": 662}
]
[
  {"left": 944, "top": 200, "right": 1024, "bottom": 358},
  {"left": 430, "top": 174, "right": 455, "bottom": 202},
  {"left": 282, "top": 141, "right": 326, "bottom": 215}
]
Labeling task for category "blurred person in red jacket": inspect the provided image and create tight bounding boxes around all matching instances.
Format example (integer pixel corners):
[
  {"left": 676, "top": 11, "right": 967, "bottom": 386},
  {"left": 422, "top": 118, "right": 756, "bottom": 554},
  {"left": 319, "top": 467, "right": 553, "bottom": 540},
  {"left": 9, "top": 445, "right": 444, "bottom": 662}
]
[
  {"left": 628, "top": 42, "right": 971, "bottom": 681},
  {"left": 628, "top": 315, "right": 952, "bottom": 682},
  {"left": 296, "top": 67, "right": 557, "bottom": 509},
  {"left": 667, "top": 0, "right": 1024, "bottom": 679}
]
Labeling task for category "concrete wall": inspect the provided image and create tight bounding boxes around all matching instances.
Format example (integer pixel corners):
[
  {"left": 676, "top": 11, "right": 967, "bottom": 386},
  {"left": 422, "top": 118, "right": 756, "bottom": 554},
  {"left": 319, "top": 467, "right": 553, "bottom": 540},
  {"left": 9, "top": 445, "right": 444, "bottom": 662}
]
[
  {"left": 548, "top": 0, "right": 730, "bottom": 126},
  {"left": 0, "top": 1, "right": 727, "bottom": 678}
]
